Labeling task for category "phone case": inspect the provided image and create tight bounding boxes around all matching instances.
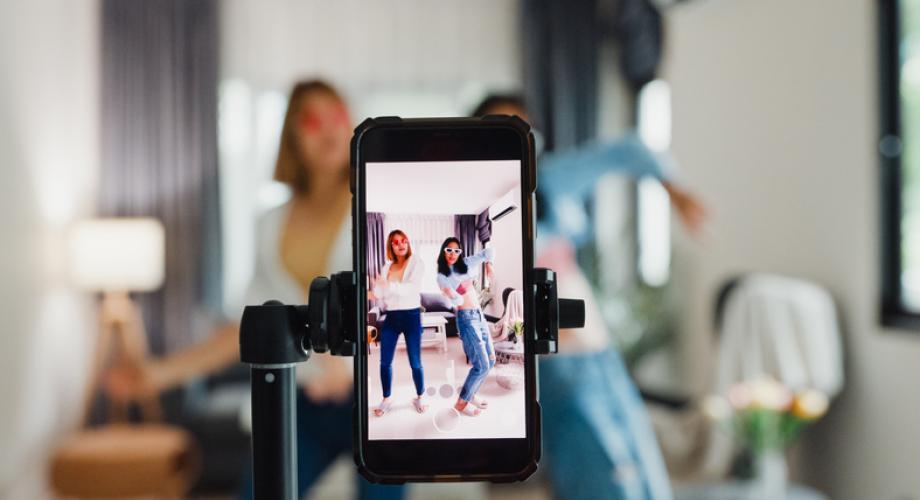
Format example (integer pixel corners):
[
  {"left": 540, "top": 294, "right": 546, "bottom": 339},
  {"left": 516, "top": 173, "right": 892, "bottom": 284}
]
[{"left": 350, "top": 116, "right": 541, "bottom": 484}]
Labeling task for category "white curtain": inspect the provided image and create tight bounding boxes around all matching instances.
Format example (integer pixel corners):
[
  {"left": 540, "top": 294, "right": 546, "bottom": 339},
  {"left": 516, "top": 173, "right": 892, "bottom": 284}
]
[{"left": 383, "top": 214, "right": 454, "bottom": 246}]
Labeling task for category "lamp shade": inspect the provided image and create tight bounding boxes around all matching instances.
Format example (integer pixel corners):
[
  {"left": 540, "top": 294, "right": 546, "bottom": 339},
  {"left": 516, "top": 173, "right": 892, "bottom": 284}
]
[{"left": 68, "top": 218, "right": 165, "bottom": 292}]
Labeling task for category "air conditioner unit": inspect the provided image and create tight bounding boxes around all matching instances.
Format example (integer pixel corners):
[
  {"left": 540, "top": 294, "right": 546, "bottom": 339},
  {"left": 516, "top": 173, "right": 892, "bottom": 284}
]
[{"left": 489, "top": 188, "right": 519, "bottom": 222}]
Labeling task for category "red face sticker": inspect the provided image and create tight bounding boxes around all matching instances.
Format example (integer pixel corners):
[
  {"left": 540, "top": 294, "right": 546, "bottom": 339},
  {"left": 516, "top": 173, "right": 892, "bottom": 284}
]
[
  {"left": 298, "top": 112, "right": 322, "bottom": 133},
  {"left": 298, "top": 103, "right": 349, "bottom": 133}
]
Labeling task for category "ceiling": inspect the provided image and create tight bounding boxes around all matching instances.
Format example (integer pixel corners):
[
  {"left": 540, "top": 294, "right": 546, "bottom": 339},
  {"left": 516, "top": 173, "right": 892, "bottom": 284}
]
[{"left": 366, "top": 160, "right": 520, "bottom": 215}]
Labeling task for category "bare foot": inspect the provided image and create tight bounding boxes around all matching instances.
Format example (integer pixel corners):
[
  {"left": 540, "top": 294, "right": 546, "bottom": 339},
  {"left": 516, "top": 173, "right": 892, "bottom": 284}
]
[
  {"left": 470, "top": 395, "right": 489, "bottom": 409},
  {"left": 455, "top": 399, "right": 481, "bottom": 416},
  {"left": 374, "top": 397, "right": 392, "bottom": 417},
  {"left": 413, "top": 396, "right": 429, "bottom": 413}
]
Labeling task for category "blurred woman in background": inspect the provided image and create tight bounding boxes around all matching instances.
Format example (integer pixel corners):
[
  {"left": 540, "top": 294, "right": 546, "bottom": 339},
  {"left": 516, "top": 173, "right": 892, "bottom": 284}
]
[
  {"left": 106, "top": 80, "right": 403, "bottom": 500},
  {"left": 473, "top": 95, "right": 705, "bottom": 500}
]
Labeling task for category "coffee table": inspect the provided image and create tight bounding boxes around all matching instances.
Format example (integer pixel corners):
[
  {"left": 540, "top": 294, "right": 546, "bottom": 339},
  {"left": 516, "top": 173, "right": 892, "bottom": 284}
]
[
  {"left": 368, "top": 313, "right": 447, "bottom": 353},
  {"left": 493, "top": 340, "right": 524, "bottom": 364}
]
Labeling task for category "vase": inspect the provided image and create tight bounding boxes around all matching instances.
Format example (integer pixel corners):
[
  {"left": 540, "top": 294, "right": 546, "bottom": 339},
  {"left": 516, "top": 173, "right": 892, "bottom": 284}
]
[{"left": 748, "top": 449, "right": 787, "bottom": 500}]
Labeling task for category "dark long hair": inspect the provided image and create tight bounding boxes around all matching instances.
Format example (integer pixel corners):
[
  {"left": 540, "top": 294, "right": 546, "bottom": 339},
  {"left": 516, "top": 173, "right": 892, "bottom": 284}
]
[{"left": 437, "top": 237, "right": 468, "bottom": 277}]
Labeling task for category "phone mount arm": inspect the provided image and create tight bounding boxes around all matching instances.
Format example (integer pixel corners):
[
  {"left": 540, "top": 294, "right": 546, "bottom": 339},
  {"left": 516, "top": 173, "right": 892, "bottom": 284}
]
[
  {"left": 238, "top": 270, "right": 583, "bottom": 498},
  {"left": 532, "top": 268, "right": 585, "bottom": 354}
]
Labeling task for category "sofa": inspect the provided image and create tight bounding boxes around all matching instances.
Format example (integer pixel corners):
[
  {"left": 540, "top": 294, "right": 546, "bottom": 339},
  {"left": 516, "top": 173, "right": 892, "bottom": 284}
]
[{"left": 368, "top": 292, "right": 461, "bottom": 337}]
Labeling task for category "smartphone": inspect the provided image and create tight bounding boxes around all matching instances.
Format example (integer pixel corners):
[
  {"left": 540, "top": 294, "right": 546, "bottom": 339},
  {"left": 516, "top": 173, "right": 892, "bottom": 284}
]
[{"left": 350, "top": 116, "right": 539, "bottom": 483}]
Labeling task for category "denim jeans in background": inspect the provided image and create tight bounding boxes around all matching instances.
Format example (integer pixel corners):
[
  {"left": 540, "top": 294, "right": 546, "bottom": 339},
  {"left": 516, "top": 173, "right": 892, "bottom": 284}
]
[
  {"left": 539, "top": 348, "right": 673, "bottom": 500},
  {"left": 379, "top": 308, "right": 424, "bottom": 398},
  {"left": 239, "top": 391, "right": 404, "bottom": 500},
  {"left": 456, "top": 308, "right": 495, "bottom": 401}
]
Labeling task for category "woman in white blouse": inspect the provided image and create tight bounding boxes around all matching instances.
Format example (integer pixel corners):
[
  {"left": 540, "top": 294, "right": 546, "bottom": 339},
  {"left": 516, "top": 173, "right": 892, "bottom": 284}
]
[
  {"left": 104, "top": 80, "right": 403, "bottom": 500},
  {"left": 370, "top": 230, "right": 427, "bottom": 416}
]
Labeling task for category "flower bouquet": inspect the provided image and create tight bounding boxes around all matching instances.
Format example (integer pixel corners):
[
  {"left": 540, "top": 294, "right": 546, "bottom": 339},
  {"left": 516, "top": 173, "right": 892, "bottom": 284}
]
[{"left": 702, "top": 377, "right": 829, "bottom": 499}]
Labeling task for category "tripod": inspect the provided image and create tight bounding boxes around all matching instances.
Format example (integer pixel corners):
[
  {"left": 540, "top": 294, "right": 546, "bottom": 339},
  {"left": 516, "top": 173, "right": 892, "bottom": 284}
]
[{"left": 239, "top": 269, "right": 583, "bottom": 499}]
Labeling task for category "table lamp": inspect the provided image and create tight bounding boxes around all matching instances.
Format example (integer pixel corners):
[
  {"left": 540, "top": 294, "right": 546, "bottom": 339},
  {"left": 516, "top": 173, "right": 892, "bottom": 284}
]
[
  {"left": 54, "top": 217, "right": 199, "bottom": 498},
  {"left": 68, "top": 217, "right": 165, "bottom": 422}
]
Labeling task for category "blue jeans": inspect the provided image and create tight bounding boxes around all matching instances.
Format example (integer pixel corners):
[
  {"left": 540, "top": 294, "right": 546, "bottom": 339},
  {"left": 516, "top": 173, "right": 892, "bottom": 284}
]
[
  {"left": 379, "top": 308, "right": 424, "bottom": 398},
  {"left": 540, "top": 348, "right": 673, "bottom": 500},
  {"left": 239, "top": 392, "right": 404, "bottom": 500},
  {"left": 456, "top": 309, "right": 495, "bottom": 401}
]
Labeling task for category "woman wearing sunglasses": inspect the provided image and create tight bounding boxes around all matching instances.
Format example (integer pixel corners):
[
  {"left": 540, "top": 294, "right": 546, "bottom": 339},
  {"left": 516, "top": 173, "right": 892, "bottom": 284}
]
[
  {"left": 371, "top": 229, "right": 427, "bottom": 416},
  {"left": 436, "top": 237, "right": 495, "bottom": 416}
]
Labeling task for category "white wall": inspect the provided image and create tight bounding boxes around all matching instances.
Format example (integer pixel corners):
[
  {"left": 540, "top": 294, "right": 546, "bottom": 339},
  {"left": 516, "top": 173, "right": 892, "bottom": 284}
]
[
  {"left": 0, "top": 1, "right": 99, "bottom": 497},
  {"left": 665, "top": 0, "right": 920, "bottom": 497},
  {"left": 485, "top": 186, "right": 524, "bottom": 318}
]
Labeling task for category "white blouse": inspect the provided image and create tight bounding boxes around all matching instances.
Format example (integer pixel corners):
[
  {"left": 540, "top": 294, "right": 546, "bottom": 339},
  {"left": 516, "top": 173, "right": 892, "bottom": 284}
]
[
  {"left": 372, "top": 255, "right": 424, "bottom": 311},
  {"left": 242, "top": 202, "right": 353, "bottom": 386},
  {"left": 243, "top": 203, "right": 352, "bottom": 309}
]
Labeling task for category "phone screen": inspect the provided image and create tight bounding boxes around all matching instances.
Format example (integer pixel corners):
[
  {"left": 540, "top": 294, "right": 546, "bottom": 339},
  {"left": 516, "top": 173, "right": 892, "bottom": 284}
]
[
  {"left": 354, "top": 121, "right": 537, "bottom": 481},
  {"left": 364, "top": 159, "right": 526, "bottom": 441}
]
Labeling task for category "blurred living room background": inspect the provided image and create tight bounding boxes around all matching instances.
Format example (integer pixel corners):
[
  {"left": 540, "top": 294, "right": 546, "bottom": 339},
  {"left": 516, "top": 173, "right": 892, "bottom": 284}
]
[{"left": 2, "top": 0, "right": 919, "bottom": 499}]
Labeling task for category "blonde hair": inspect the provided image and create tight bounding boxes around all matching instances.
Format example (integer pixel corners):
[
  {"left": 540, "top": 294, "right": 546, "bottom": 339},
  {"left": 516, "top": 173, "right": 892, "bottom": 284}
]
[
  {"left": 273, "top": 79, "right": 346, "bottom": 195},
  {"left": 386, "top": 229, "right": 413, "bottom": 262}
]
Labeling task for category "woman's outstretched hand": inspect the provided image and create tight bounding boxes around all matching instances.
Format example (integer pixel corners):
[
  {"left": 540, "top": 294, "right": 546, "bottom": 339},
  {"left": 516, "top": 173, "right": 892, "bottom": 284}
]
[
  {"left": 102, "top": 362, "right": 162, "bottom": 402},
  {"left": 304, "top": 355, "right": 353, "bottom": 403},
  {"left": 663, "top": 181, "right": 708, "bottom": 238}
]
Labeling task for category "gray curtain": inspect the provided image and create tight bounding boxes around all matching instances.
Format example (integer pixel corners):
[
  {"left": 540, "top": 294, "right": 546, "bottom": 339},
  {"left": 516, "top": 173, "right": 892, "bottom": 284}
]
[
  {"left": 367, "top": 212, "right": 386, "bottom": 280},
  {"left": 521, "top": 0, "right": 601, "bottom": 152},
  {"left": 454, "top": 215, "right": 478, "bottom": 256},
  {"left": 476, "top": 208, "right": 492, "bottom": 244},
  {"left": 99, "top": 0, "right": 220, "bottom": 354},
  {"left": 613, "top": 0, "right": 663, "bottom": 90}
]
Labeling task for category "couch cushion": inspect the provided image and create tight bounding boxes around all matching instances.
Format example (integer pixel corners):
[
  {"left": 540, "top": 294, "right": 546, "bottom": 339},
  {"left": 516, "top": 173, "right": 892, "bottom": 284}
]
[{"left": 420, "top": 292, "right": 454, "bottom": 313}]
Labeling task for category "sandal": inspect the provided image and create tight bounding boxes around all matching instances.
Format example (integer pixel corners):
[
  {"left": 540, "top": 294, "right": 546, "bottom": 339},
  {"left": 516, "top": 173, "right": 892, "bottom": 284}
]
[
  {"left": 412, "top": 397, "right": 429, "bottom": 413},
  {"left": 373, "top": 398, "right": 392, "bottom": 417}
]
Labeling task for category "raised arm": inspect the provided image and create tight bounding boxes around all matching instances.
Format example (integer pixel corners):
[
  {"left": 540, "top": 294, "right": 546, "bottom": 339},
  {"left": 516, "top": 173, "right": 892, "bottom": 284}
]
[
  {"left": 463, "top": 246, "right": 495, "bottom": 269},
  {"left": 539, "top": 133, "right": 675, "bottom": 200}
]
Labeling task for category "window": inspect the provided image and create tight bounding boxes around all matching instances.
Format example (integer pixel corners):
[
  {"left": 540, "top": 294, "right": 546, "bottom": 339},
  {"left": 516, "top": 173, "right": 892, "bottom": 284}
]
[{"left": 881, "top": 0, "right": 920, "bottom": 327}]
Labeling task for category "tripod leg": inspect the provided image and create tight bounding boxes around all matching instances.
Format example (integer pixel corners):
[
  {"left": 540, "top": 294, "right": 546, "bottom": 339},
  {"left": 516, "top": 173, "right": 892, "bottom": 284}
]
[{"left": 250, "top": 366, "right": 298, "bottom": 500}]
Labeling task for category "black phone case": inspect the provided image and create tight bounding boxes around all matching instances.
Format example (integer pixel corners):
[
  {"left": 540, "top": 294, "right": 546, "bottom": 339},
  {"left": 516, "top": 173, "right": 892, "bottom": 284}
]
[{"left": 349, "top": 115, "right": 540, "bottom": 484}]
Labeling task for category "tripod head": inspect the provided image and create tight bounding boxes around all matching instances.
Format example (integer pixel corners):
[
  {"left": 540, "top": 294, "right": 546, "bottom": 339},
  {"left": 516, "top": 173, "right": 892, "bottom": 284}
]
[
  {"left": 239, "top": 268, "right": 583, "bottom": 366},
  {"left": 239, "top": 272, "right": 358, "bottom": 367}
]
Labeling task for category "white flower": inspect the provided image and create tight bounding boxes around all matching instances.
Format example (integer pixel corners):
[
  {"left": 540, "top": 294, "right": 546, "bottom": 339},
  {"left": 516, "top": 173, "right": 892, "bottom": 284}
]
[
  {"left": 792, "top": 390, "right": 829, "bottom": 420},
  {"left": 701, "top": 395, "right": 732, "bottom": 421}
]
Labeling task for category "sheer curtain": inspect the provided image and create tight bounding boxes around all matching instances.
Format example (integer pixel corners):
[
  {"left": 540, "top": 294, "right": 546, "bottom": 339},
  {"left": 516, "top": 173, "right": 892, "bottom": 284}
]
[{"left": 384, "top": 214, "right": 455, "bottom": 246}]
